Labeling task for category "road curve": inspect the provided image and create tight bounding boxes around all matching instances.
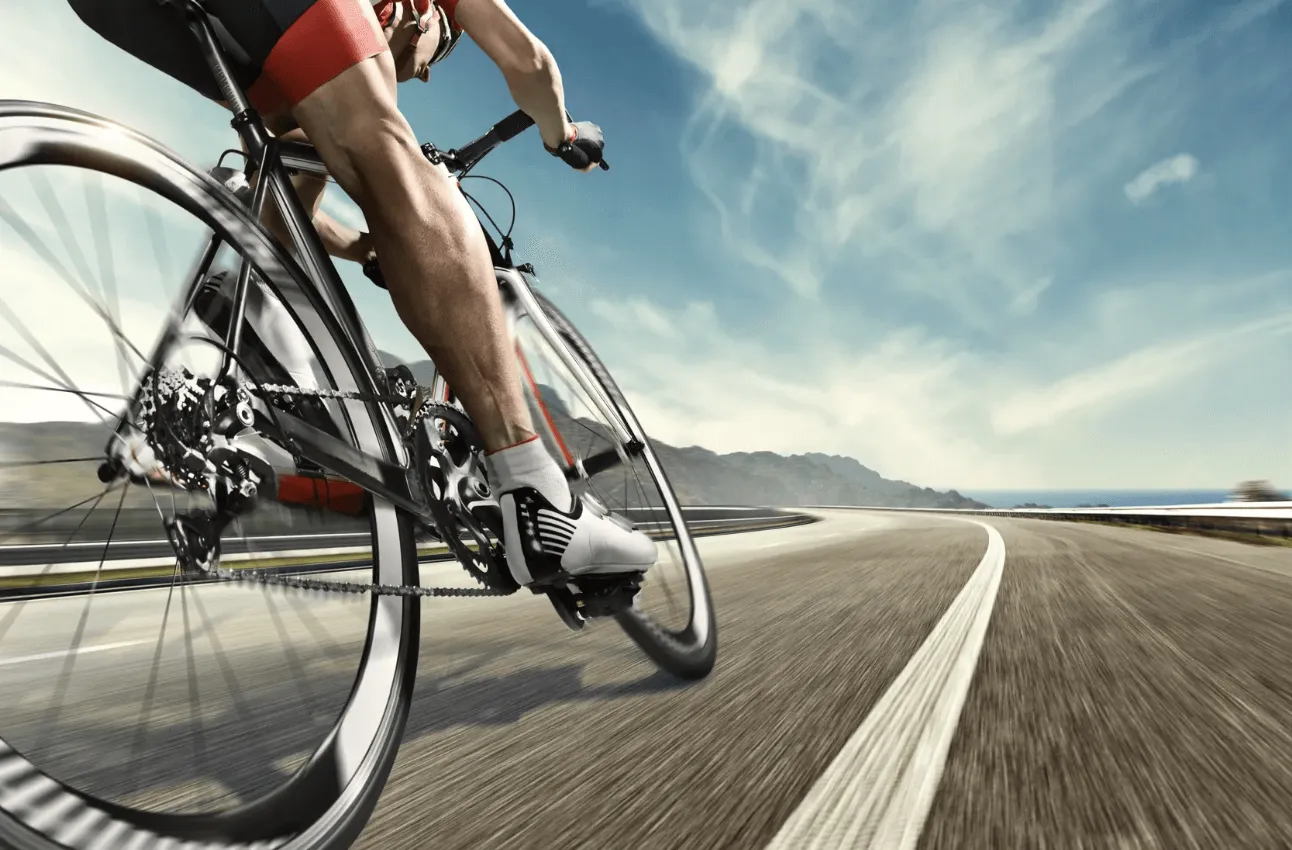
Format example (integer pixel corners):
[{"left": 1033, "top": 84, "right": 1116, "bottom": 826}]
[{"left": 0, "top": 509, "right": 1289, "bottom": 849}]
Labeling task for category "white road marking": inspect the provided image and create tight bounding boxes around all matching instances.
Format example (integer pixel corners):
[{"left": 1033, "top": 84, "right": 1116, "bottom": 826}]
[
  {"left": 763, "top": 519, "right": 1006, "bottom": 850},
  {"left": 0, "top": 640, "right": 148, "bottom": 668}
]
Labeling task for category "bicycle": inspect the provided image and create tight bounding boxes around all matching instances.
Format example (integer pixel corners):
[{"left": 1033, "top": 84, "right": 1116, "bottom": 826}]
[{"left": 0, "top": 1, "right": 716, "bottom": 847}]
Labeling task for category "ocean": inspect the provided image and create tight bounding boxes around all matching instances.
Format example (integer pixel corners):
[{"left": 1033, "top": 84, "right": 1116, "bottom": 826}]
[{"left": 959, "top": 490, "right": 1234, "bottom": 509}]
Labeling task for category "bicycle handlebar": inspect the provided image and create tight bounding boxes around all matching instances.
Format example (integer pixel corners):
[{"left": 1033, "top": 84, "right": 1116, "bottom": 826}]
[{"left": 441, "top": 108, "right": 610, "bottom": 173}]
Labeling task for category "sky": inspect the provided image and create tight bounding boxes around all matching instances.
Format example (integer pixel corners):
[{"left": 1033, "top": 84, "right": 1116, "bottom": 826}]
[{"left": 1, "top": 0, "right": 1291, "bottom": 490}]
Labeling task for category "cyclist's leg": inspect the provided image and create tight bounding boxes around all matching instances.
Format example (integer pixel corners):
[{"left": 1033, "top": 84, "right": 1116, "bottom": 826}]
[
  {"left": 290, "top": 63, "right": 536, "bottom": 453},
  {"left": 272, "top": 13, "right": 654, "bottom": 580}
]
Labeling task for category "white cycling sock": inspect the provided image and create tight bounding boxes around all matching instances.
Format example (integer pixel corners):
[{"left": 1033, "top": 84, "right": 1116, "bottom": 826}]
[{"left": 486, "top": 436, "right": 572, "bottom": 511}]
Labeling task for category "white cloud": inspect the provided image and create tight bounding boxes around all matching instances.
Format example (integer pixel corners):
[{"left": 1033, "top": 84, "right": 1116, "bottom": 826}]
[
  {"left": 1123, "top": 153, "right": 1201, "bottom": 204},
  {"left": 595, "top": 0, "right": 1292, "bottom": 489},
  {"left": 620, "top": 0, "right": 1143, "bottom": 318},
  {"left": 562, "top": 281, "right": 1292, "bottom": 489},
  {"left": 991, "top": 313, "right": 1292, "bottom": 436}
]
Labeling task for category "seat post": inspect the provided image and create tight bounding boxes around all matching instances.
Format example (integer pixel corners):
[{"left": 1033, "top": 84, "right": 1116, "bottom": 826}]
[{"left": 166, "top": 0, "right": 271, "bottom": 158}]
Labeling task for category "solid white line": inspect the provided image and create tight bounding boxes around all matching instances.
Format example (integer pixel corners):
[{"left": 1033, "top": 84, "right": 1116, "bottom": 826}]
[
  {"left": 0, "top": 640, "right": 149, "bottom": 668},
  {"left": 763, "top": 519, "right": 1005, "bottom": 850}
]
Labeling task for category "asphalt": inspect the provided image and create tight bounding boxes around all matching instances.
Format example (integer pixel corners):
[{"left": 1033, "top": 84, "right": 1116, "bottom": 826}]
[{"left": 0, "top": 510, "right": 1289, "bottom": 849}]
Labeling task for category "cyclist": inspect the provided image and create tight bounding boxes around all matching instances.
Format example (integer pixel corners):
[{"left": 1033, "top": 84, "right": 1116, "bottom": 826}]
[{"left": 65, "top": 0, "right": 658, "bottom": 588}]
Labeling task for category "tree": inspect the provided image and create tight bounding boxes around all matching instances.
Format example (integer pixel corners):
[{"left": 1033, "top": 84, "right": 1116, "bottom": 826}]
[{"left": 1232, "top": 480, "right": 1288, "bottom": 502}]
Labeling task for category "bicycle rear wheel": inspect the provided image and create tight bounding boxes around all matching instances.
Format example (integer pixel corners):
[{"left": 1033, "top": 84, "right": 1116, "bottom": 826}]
[
  {"left": 0, "top": 102, "right": 417, "bottom": 850},
  {"left": 506, "top": 278, "right": 717, "bottom": 679}
]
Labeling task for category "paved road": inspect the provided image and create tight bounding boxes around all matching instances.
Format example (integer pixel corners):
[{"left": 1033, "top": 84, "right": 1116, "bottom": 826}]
[{"left": 1, "top": 510, "right": 1290, "bottom": 848}]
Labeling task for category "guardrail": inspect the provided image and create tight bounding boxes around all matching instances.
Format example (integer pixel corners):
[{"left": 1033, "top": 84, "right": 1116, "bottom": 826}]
[
  {"left": 804, "top": 502, "right": 1292, "bottom": 540},
  {"left": 0, "top": 506, "right": 817, "bottom": 600}
]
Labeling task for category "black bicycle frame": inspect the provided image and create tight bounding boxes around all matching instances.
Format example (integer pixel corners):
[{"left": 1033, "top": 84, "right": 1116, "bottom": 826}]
[
  {"left": 145, "top": 0, "right": 433, "bottom": 517},
  {"left": 144, "top": 0, "right": 596, "bottom": 520}
]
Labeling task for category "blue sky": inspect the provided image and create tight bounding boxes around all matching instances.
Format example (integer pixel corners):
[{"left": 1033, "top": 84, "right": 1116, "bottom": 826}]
[{"left": 2, "top": 0, "right": 1291, "bottom": 490}]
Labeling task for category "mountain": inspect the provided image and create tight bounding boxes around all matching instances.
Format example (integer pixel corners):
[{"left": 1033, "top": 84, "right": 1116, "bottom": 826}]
[{"left": 645, "top": 444, "right": 986, "bottom": 509}]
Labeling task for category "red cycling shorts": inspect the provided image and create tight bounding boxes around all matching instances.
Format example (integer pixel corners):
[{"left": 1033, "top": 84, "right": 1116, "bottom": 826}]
[{"left": 66, "top": 0, "right": 441, "bottom": 116}]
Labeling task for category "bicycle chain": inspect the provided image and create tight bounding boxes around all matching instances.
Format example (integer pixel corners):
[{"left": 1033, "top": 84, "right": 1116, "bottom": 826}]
[{"left": 195, "top": 380, "right": 515, "bottom": 599}]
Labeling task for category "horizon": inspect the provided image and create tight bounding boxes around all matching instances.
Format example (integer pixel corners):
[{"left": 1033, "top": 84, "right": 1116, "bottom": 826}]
[{"left": 2, "top": 0, "right": 1289, "bottom": 491}]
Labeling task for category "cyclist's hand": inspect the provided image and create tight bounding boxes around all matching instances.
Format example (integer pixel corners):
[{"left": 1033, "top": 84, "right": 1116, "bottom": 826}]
[
  {"left": 362, "top": 256, "right": 387, "bottom": 290},
  {"left": 545, "top": 121, "right": 605, "bottom": 172}
]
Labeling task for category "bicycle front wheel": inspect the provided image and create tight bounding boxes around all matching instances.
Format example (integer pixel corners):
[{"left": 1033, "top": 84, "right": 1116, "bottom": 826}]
[
  {"left": 0, "top": 101, "right": 418, "bottom": 850},
  {"left": 508, "top": 279, "right": 717, "bottom": 680}
]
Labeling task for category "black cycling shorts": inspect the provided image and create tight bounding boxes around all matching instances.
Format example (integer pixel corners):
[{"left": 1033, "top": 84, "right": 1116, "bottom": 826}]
[{"left": 67, "top": 0, "right": 389, "bottom": 115}]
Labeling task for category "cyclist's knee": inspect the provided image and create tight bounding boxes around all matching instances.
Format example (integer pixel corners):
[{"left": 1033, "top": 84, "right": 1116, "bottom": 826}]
[{"left": 298, "top": 115, "right": 424, "bottom": 215}]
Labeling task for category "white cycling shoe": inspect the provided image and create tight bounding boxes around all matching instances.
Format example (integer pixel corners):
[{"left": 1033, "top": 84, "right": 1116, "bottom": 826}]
[{"left": 498, "top": 485, "right": 658, "bottom": 588}]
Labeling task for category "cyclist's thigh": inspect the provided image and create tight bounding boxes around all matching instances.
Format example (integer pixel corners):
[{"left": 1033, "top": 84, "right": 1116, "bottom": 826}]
[{"left": 66, "top": 0, "right": 240, "bottom": 102}]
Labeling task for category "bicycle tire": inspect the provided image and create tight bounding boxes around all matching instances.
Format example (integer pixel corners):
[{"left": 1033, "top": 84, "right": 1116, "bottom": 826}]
[
  {"left": 528, "top": 288, "right": 717, "bottom": 680},
  {"left": 0, "top": 101, "right": 418, "bottom": 850}
]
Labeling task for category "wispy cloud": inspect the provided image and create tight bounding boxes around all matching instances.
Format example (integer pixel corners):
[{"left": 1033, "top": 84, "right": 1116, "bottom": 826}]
[
  {"left": 602, "top": 0, "right": 1292, "bottom": 487},
  {"left": 992, "top": 313, "right": 1292, "bottom": 436},
  {"left": 1123, "top": 153, "right": 1201, "bottom": 205},
  {"left": 619, "top": 0, "right": 1144, "bottom": 321}
]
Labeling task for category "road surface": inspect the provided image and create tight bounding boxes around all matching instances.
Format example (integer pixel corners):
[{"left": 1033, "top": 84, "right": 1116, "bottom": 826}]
[{"left": 1, "top": 509, "right": 1289, "bottom": 849}]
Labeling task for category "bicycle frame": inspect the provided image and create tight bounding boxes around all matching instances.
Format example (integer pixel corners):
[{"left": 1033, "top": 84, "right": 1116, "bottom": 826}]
[{"left": 132, "top": 0, "right": 636, "bottom": 519}]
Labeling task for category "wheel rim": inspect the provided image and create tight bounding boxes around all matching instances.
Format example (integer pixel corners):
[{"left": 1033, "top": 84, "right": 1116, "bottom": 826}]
[
  {"left": 0, "top": 108, "right": 414, "bottom": 848},
  {"left": 507, "top": 281, "right": 712, "bottom": 649}
]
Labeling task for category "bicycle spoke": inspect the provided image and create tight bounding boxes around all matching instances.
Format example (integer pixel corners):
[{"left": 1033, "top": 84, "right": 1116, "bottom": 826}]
[
  {"left": 128, "top": 557, "right": 182, "bottom": 792},
  {"left": 0, "top": 485, "right": 115, "bottom": 650},
  {"left": 189, "top": 590, "right": 263, "bottom": 744},
  {"left": 0, "top": 195, "right": 149, "bottom": 367},
  {"left": 0, "top": 338, "right": 107, "bottom": 424},
  {"left": 85, "top": 171, "right": 135, "bottom": 396},
  {"left": 265, "top": 586, "right": 323, "bottom": 725},
  {"left": 285, "top": 592, "right": 351, "bottom": 669},
  {"left": 0, "top": 457, "right": 103, "bottom": 470},
  {"left": 178, "top": 582, "right": 210, "bottom": 783},
  {"left": 27, "top": 171, "right": 101, "bottom": 303},
  {"left": 0, "top": 227, "right": 111, "bottom": 413},
  {"left": 629, "top": 467, "right": 684, "bottom": 619},
  {"left": 25, "top": 169, "right": 140, "bottom": 396},
  {"left": 38, "top": 482, "right": 130, "bottom": 750},
  {"left": 0, "top": 379, "right": 129, "bottom": 402},
  {"left": 140, "top": 188, "right": 176, "bottom": 296},
  {"left": 0, "top": 483, "right": 119, "bottom": 546}
]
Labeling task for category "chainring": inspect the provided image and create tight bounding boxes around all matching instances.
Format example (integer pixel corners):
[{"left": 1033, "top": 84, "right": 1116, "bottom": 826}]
[{"left": 412, "top": 401, "right": 518, "bottom": 593}]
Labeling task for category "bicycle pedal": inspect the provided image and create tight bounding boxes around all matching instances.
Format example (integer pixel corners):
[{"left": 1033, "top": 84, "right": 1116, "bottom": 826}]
[
  {"left": 544, "top": 586, "right": 586, "bottom": 633},
  {"left": 572, "top": 572, "right": 645, "bottom": 618},
  {"left": 533, "top": 572, "right": 644, "bottom": 624}
]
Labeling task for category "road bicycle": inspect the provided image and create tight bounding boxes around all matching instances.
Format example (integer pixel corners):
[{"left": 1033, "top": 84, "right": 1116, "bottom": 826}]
[{"left": 0, "top": 1, "right": 716, "bottom": 847}]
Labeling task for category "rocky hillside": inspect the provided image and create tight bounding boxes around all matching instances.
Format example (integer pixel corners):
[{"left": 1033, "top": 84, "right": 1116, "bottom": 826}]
[{"left": 649, "top": 445, "right": 985, "bottom": 509}]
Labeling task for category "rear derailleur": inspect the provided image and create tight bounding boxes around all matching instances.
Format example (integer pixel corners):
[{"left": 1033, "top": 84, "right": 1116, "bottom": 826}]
[
  {"left": 164, "top": 446, "right": 274, "bottom": 577},
  {"left": 99, "top": 366, "right": 276, "bottom": 577}
]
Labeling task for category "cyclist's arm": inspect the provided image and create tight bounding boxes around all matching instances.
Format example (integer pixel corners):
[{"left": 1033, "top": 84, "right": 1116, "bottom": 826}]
[{"left": 454, "top": 0, "right": 575, "bottom": 150}]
